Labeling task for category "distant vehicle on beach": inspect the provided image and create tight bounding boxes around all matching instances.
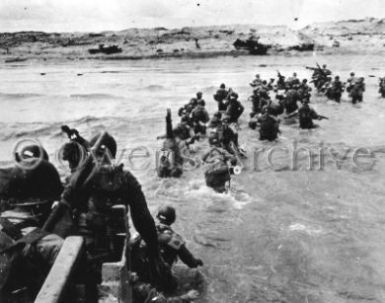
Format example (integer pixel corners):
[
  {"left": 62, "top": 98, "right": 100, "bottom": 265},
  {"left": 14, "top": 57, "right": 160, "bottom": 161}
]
[
  {"left": 233, "top": 37, "right": 271, "bottom": 55},
  {"left": 4, "top": 57, "right": 28, "bottom": 63},
  {"left": 88, "top": 44, "right": 122, "bottom": 55}
]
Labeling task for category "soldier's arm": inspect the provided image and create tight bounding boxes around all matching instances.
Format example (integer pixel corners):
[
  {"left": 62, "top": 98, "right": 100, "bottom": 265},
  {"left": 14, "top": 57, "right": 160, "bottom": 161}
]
[
  {"left": 178, "top": 244, "right": 203, "bottom": 268},
  {"left": 238, "top": 103, "right": 245, "bottom": 115},
  {"left": 60, "top": 156, "right": 97, "bottom": 208},
  {"left": 122, "top": 171, "right": 159, "bottom": 258},
  {"left": 204, "top": 110, "right": 210, "bottom": 123},
  {"left": 133, "top": 281, "right": 198, "bottom": 303},
  {"left": 202, "top": 149, "right": 214, "bottom": 162},
  {"left": 310, "top": 109, "right": 319, "bottom": 120}
]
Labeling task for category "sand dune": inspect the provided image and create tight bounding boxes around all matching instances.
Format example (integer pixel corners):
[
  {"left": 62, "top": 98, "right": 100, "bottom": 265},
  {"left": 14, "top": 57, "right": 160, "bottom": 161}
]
[{"left": 1, "top": 18, "right": 384, "bottom": 61}]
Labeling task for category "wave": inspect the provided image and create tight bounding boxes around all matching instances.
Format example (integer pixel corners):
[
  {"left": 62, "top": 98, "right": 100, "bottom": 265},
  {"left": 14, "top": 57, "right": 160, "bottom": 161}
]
[
  {"left": 143, "top": 84, "right": 165, "bottom": 91},
  {"left": 0, "top": 92, "right": 42, "bottom": 99},
  {"left": 71, "top": 115, "right": 105, "bottom": 124},
  {"left": 0, "top": 115, "right": 109, "bottom": 141},
  {"left": 69, "top": 93, "right": 124, "bottom": 100},
  {"left": 100, "top": 70, "right": 123, "bottom": 74},
  {"left": 201, "top": 85, "right": 217, "bottom": 92},
  {"left": 0, "top": 92, "right": 125, "bottom": 101}
]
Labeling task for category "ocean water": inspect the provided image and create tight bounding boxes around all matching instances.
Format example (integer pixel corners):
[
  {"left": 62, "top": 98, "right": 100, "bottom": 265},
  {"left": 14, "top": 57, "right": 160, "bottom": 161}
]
[{"left": 1, "top": 54, "right": 385, "bottom": 302}]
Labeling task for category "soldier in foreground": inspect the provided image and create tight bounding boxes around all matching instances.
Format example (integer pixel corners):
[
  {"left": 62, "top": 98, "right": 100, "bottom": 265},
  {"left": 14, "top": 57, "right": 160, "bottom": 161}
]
[
  {"left": 156, "top": 206, "right": 203, "bottom": 268},
  {"left": 45, "top": 133, "right": 172, "bottom": 301},
  {"left": 0, "top": 151, "right": 64, "bottom": 300},
  {"left": 132, "top": 278, "right": 199, "bottom": 303},
  {"left": 130, "top": 205, "right": 203, "bottom": 302}
]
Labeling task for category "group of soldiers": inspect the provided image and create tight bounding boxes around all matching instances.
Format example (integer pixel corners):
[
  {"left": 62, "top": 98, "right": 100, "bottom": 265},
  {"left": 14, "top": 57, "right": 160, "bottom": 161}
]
[
  {"left": 157, "top": 86, "right": 247, "bottom": 193},
  {"left": 156, "top": 63, "right": 380, "bottom": 193},
  {"left": 306, "top": 64, "right": 368, "bottom": 104},
  {"left": 1, "top": 63, "right": 384, "bottom": 303},
  {"left": 247, "top": 70, "right": 329, "bottom": 138},
  {"left": 0, "top": 128, "right": 204, "bottom": 302},
  {"left": 155, "top": 71, "right": 331, "bottom": 193}
]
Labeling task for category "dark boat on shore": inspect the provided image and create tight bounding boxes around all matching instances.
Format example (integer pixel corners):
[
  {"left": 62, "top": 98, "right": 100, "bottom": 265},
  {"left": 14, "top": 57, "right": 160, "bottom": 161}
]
[
  {"left": 88, "top": 44, "right": 122, "bottom": 55},
  {"left": 4, "top": 57, "right": 28, "bottom": 63},
  {"left": 233, "top": 38, "right": 271, "bottom": 55}
]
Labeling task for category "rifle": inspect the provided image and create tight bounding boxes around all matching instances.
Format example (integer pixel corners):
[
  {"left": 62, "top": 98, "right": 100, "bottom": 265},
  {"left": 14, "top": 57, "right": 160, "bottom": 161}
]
[
  {"left": 318, "top": 115, "right": 329, "bottom": 120},
  {"left": 285, "top": 110, "right": 298, "bottom": 119},
  {"left": 165, "top": 109, "right": 174, "bottom": 139},
  {"left": 43, "top": 132, "right": 109, "bottom": 235},
  {"left": 276, "top": 70, "right": 286, "bottom": 80},
  {"left": 61, "top": 125, "right": 89, "bottom": 148}
]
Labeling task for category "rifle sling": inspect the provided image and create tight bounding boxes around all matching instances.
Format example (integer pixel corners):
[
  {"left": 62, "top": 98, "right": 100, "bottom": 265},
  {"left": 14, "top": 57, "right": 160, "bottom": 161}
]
[{"left": 0, "top": 227, "right": 49, "bottom": 254}]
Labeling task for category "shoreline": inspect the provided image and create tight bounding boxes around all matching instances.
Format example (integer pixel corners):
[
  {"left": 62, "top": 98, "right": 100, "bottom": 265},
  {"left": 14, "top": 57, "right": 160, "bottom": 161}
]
[
  {"left": 2, "top": 18, "right": 385, "bottom": 63},
  {"left": 2, "top": 47, "right": 385, "bottom": 64}
]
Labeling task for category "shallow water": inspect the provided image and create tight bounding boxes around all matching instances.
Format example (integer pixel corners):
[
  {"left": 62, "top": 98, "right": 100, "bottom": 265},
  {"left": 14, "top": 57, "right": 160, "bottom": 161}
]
[{"left": 1, "top": 54, "right": 385, "bottom": 302}]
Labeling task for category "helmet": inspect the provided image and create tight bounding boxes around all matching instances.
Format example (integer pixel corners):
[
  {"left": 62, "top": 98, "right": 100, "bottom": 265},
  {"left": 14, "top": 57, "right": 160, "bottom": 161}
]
[
  {"left": 15, "top": 144, "right": 49, "bottom": 162},
  {"left": 214, "top": 111, "right": 222, "bottom": 118},
  {"left": 229, "top": 157, "right": 237, "bottom": 166},
  {"left": 89, "top": 132, "right": 117, "bottom": 158},
  {"left": 189, "top": 98, "right": 198, "bottom": 106},
  {"left": 276, "top": 94, "right": 284, "bottom": 100},
  {"left": 222, "top": 115, "right": 230, "bottom": 123},
  {"left": 230, "top": 92, "right": 238, "bottom": 100},
  {"left": 1, "top": 160, "right": 63, "bottom": 202},
  {"left": 157, "top": 205, "right": 176, "bottom": 225}
]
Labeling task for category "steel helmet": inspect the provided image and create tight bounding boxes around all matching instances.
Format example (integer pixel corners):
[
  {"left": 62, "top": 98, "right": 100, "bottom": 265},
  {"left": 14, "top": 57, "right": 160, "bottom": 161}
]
[
  {"left": 89, "top": 132, "right": 117, "bottom": 159},
  {"left": 156, "top": 205, "right": 176, "bottom": 225}
]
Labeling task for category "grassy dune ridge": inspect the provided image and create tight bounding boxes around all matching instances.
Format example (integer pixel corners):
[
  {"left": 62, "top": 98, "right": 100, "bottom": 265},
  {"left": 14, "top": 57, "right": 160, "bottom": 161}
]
[{"left": 1, "top": 17, "right": 385, "bottom": 61}]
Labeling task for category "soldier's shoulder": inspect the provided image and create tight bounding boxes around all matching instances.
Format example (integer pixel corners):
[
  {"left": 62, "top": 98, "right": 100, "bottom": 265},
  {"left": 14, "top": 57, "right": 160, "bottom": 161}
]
[
  {"left": 168, "top": 232, "right": 185, "bottom": 250},
  {"left": 158, "top": 226, "right": 185, "bottom": 250}
]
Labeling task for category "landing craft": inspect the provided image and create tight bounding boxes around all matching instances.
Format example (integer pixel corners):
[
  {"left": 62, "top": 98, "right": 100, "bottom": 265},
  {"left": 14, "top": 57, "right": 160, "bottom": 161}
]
[
  {"left": 233, "top": 38, "right": 271, "bottom": 55},
  {"left": 88, "top": 44, "right": 122, "bottom": 55}
]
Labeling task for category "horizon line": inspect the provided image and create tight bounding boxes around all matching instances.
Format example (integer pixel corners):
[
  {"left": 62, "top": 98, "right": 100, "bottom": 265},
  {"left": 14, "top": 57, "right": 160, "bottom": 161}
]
[{"left": 1, "top": 16, "right": 383, "bottom": 35}]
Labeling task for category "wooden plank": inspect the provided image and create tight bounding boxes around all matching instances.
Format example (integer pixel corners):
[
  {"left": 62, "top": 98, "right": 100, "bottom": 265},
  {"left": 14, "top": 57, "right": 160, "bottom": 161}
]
[{"left": 35, "top": 236, "right": 84, "bottom": 303}]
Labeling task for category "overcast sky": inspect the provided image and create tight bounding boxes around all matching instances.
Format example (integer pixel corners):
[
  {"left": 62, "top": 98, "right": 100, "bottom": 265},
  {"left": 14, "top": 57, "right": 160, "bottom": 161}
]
[{"left": 1, "top": 0, "right": 385, "bottom": 32}]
